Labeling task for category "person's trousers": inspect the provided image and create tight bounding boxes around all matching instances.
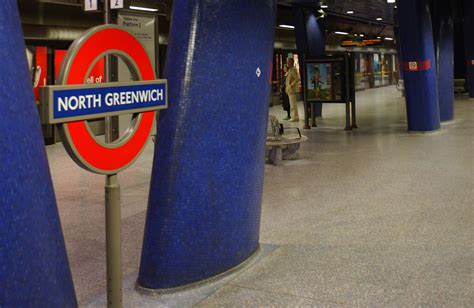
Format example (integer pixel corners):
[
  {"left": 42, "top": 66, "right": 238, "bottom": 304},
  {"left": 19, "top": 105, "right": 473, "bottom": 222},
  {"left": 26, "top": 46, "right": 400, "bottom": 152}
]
[{"left": 288, "top": 93, "right": 299, "bottom": 120}]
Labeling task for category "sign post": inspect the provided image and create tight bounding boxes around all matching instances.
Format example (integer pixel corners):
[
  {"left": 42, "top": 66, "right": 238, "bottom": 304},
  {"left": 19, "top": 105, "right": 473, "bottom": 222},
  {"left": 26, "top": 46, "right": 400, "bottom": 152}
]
[
  {"left": 103, "top": 1, "right": 121, "bottom": 306},
  {"left": 41, "top": 25, "right": 167, "bottom": 308}
]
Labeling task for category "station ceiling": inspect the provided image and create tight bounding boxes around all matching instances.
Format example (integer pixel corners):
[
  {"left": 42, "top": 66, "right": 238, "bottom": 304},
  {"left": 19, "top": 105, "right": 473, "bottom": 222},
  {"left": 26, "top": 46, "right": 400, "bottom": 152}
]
[
  {"left": 278, "top": 0, "right": 397, "bottom": 25},
  {"left": 18, "top": 0, "right": 398, "bottom": 50}
]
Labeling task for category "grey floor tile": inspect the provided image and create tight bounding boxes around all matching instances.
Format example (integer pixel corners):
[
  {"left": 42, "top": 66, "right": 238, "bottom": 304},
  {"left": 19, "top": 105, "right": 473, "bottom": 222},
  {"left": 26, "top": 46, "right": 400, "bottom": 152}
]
[
  {"left": 197, "top": 286, "right": 335, "bottom": 307},
  {"left": 44, "top": 87, "right": 474, "bottom": 306}
]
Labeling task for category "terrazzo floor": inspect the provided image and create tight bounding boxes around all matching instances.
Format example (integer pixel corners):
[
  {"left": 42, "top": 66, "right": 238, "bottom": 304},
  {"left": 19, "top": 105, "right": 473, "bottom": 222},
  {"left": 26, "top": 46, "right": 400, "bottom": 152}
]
[{"left": 47, "top": 86, "right": 473, "bottom": 307}]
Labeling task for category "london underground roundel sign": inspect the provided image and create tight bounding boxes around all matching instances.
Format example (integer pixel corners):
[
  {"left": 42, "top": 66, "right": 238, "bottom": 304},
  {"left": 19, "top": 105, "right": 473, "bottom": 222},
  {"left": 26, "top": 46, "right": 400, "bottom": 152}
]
[{"left": 43, "top": 25, "right": 168, "bottom": 175}]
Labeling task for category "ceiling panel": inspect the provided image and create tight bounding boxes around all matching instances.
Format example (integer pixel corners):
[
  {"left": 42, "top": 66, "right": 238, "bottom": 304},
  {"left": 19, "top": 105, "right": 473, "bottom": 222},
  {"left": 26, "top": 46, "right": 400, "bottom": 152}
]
[{"left": 278, "top": 0, "right": 397, "bottom": 25}]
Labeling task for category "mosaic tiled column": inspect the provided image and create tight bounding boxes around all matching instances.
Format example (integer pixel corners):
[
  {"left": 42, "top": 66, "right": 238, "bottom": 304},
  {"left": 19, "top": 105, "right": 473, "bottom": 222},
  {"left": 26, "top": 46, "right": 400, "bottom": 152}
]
[
  {"left": 138, "top": 0, "right": 277, "bottom": 289},
  {"left": 433, "top": 1, "right": 454, "bottom": 122},
  {"left": 464, "top": 0, "right": 474, "bottom": 97},
  {"left": 293, "top": 5, "right": 326, "bottom": 119},
  {"left": 398, "top": 0, "right": 440, "bottom": 131},
  {"left": 0, "top": 1, "right": 77, "bottom": 306}
]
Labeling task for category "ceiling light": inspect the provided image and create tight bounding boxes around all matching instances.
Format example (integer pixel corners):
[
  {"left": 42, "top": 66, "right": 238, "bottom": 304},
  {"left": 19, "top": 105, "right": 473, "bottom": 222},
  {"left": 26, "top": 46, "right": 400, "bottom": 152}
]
[
  {"left": 279, "top": 24, "right": 295, "bottom": 30},
  {"left": 377, "top": 36, "right": 381, "bottom": 39},
  {"left": 129, "top": 5, "right": 159, "bottom": 12},
  {"left": 385, "top": 37, "right": 394, "bottom": 40},
  {"left": 335, "top": 31, "right": 349, "bottom": 35},
  {"left": 321, "top": 5, "right": 328, "bottom": 8},
  {"left": 387, "top": 0, "right": 396, "bottom": 3},
  {"left": 353, "top": 33, "right": 358, "bottom": 37},
  {"left": 346, "top": 10, "right": 354, "bottom": 14},
  {"left": 376, "top": 17, "right": 383, "bottom": 21},
  {"left": 359, "top": 34, "right": 365, "bottom": 37}
]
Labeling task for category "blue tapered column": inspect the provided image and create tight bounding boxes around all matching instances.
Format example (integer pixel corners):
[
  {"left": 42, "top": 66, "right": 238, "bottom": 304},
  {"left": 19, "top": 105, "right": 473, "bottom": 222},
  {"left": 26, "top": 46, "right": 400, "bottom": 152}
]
[
  {"left": 464, "top": 0, "right": 474, "bottom": 97},
  {"left": 138, "top": 0, "right": 277, "bottom": 289},
  {"left": 434, "top": 1, "right": 454, "bottom": 121},
  {"left": 293, "top": 6, "right": 326, "bottom": 118},
  {"left": 398, "top": 0, "right": 440, "bottom": 131},
  {"left": 0, "top": 1, "right": 77, "bottom": 306}
]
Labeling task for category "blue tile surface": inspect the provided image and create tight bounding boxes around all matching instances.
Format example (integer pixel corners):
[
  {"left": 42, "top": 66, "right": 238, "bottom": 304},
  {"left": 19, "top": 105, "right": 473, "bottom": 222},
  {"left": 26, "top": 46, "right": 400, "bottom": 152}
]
[
  {"left": 398, "top": 0, "right": 440, "bottom": 131},
  {"left": 464, "top": 0, "right": 474, "bottom": 97},
  {"left": 0, "top": 1, "right": 77, "bottom": 306},
  {"left": 138, "top": 0, "right": 277, "bottom": 289},
  {"left": 433, "top": 1, "right": 454, "bottom": 122}
]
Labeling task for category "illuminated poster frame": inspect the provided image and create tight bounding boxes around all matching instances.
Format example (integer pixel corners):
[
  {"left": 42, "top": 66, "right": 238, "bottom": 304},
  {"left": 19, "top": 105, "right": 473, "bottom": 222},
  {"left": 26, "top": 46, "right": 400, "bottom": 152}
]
[{"left": 302, "top": 53, "right": 357, "bottom": 130}]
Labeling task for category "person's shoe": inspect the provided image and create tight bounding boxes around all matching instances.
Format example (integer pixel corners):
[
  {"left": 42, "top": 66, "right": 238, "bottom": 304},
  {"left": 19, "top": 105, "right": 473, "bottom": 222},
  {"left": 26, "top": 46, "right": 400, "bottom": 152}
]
[
  {"left": 289, "top": 118, "right": 299, "bottom": 122},
  {"left": 283, "top": 116, "right": 291, "bottom": 121}
]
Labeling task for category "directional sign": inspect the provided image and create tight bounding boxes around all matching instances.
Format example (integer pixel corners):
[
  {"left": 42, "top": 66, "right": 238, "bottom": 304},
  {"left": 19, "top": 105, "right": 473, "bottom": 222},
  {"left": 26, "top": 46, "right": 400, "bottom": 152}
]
[
  {"left": 42, "top": 81, "right": 167, "bottom": 124},
  {"left": 111, "top": 0, "right": 124, "bottom": 9},
  {"left": 84, "top": 0, "right": 98, "bottom": 11}
]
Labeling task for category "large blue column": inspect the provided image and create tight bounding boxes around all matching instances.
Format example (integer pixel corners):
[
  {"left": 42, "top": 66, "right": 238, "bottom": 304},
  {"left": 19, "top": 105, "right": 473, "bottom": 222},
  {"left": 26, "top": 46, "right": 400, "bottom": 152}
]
[
  {"left": 293, "top": 5, "right": 326, "bottom": 118},
  {"left": 138, "top": 0, "right": 277, "bottom": 289},
  {"left": 464, "top": 0, "right": 474, "bottom": 97},
  {"left": 398, "top": 0, "right": 440, "bottom": 131},
  {"left": 0, "top": 1, "right": 77, "bottom": 306},
  {"left": 434, "top": 1, "right": 454, "bottom": 121}
]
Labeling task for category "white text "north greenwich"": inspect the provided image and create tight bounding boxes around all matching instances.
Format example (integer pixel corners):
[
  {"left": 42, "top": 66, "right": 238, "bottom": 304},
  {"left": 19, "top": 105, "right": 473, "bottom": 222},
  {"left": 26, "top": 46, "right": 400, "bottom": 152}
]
[{"left": 57, "top": 89, "right": 164, "bottom": 112}]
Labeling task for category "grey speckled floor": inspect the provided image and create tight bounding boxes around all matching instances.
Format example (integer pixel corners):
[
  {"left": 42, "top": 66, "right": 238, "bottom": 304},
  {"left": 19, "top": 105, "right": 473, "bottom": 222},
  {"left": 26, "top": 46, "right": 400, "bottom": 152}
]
[{"left": 47, "top": 86, "right": 474, "bottom": 307}]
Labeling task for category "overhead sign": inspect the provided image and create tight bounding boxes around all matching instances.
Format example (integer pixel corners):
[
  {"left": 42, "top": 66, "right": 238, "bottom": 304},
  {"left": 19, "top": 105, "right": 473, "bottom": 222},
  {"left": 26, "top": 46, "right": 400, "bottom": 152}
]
[
  {"left": 341, "top": 39, "right": 383, "bottom": 47},
  {"left": 111, "top": 0, "right": 124, "bottom": 9},
  {"left": 42, "top": 25, "right": 167, "bottom": 175},
  {"left": 42, "top": 81, "right": 167, "bottom": 124},
  {"left": 84, "top": 0, "right": 98, "bottom": 11}
]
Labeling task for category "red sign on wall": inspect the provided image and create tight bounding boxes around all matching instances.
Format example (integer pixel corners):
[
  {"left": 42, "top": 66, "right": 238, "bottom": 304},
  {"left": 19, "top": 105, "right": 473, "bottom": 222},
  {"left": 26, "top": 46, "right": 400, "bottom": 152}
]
[
  {"left": 54, "top": 50, "right": 104, "bottom": 84},
  {"left": 32, "top": 48, "right": 105, "bottom": 103}
]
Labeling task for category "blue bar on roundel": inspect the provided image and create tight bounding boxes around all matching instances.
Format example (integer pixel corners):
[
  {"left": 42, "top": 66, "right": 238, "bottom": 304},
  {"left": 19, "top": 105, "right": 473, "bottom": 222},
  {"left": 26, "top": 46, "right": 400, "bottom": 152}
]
[
  {"left": 50, "top": 82, "right": 167, "bottom": 123},
  {"left": 138, "top": 0, "right": 278, "bottom": 289}
]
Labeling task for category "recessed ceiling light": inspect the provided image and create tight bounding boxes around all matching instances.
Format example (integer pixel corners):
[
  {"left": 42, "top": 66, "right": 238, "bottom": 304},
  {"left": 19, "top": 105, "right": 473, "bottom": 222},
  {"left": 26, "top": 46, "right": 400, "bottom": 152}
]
[
  {"left": 387, "top": 0, "right": 396, "bottom": 3},
  {"left": 335, "top": 31, "right": 349, "bottom": 35},
  {"left": 385, "top": 37, "right": 394, "bottom": 41},
  {"left": 377, "top": 17, "right": 383, "bottom": 21},
  {"left": 279, "top": 24, "right": 295, "bottom": 30},
  {"left": 129, "top": 5, "right": 159, "bottom": 12},
  {"left": 394, "top": 5, "right": 397, "bottom": 8},
  {"left": 321, "top": 5, "right": 328, "bottom": 9},
  {"left": 354, "top": 33, "right": 358, "bottom": 37},
  {"left": 347, "top": 10, "right": 354, "bottom": 14},
  {"left": 359, "top": 34, "right": 365, "bottom": 37},
  {"left": 377, "top": 36, "right": 382, "bottom": 39}
]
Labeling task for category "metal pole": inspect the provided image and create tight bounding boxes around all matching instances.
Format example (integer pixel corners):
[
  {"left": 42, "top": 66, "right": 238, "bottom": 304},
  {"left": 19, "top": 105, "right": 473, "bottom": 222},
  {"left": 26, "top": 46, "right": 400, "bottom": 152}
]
[
  {"left": 104, "top": 0, "right": 114, "bottom": 143},
  {"left": 105, "top": 174, "right": 122, "bottom": 308},
  {"left": 104, "top": 1, "right": 123, "bottom": 307},
  {"left": 344, "top": 53, "right": 352, "bottom": 131}
]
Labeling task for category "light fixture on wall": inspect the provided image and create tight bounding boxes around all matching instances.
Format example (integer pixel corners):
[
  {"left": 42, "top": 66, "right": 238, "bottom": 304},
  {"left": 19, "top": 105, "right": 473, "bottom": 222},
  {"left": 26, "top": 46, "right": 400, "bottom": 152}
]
[
  {"left": 279, "top": 24, "right": 295, "bottom": 30},
  {"left": 129, "top": 5, "right": 159, "bottom": 12}
]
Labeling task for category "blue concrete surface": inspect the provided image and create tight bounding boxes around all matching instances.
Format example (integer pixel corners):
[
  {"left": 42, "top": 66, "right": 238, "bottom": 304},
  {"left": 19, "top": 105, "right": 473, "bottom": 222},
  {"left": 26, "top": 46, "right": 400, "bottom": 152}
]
[
  {"left": 0, "top": 1, "right": 77, "bottom": 306},
  {"left": 138, "top": 0, "right": 277, "bottom": 289},
  {"left": 398, "top": 0, "right": 440, "bottom": 131},
  {"left": 464, "top": 0, "right": 474, "bottom": 97},
  {"left": 433, "top": 1, "right": 454, "bottom": 122}
]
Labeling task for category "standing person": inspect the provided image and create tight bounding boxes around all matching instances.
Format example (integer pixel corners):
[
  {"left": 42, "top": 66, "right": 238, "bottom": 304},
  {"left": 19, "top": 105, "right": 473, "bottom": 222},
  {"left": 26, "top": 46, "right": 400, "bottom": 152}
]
[
  {"left": 285, "top": 58, "right": 300, "bottom": 122},
  {"left": 281, "top": 64, "right": 291, "bottom": 120}
]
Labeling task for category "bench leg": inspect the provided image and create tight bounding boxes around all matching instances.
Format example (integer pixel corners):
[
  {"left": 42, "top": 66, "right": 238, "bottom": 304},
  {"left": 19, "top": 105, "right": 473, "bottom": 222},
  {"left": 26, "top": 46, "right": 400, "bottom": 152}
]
[{"left": 269, "top": 147, "right": 283, "bottom": 166}]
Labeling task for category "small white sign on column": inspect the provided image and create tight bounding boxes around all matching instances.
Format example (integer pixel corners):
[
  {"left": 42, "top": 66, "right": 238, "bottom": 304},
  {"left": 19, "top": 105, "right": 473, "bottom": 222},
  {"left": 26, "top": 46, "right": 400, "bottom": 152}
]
[
  {"left": 84, "top": 0, "right": 98, "bottom": 11},
  {"left": 111, "top": 0, "right": 124, "bottom": 9}
]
